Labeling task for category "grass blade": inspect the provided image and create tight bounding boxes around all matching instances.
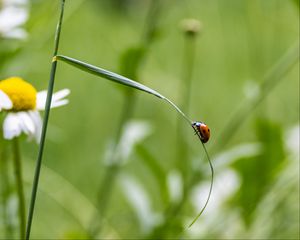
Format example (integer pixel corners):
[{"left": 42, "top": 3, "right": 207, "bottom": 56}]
[
  {"left": 26, "top": 1, "right": 66, "bottom": 239},
  {"left": 55, "top": 55, "right": 191, "bottom": 124},
  {"left": 55, "top": 55, "right": 164, "bottom": 100}
]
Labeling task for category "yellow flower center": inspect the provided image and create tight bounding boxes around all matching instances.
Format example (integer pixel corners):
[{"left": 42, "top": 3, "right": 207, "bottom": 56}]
[{"left": 0, "top": 77, "right": 37, "bottom": 111}]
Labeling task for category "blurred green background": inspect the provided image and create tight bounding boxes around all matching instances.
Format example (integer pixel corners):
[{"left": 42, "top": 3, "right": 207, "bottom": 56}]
[{"left": 0, "top": 0, "right": 299, "bottom": 239}]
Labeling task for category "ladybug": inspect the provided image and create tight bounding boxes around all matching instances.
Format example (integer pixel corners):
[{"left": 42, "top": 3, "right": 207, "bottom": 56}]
[{"left": 192, "top": 121, "right": 210, "bottom": 143}]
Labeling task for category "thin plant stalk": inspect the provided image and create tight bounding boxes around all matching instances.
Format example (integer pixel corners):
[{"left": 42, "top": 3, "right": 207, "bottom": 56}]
[
  {"left": 0, "top": 140, "right": 13, "bottom": 238},
  {"left": 12, "top": 138, "right": 26, "bottom": 239},
  {"left": 181, "top": 32, "right": 197, "bottom": 113},
  {"left": 89, "top": 2, "right": 162, "bottom": 236},
  {"left": 177, "top": 28, "right": 198, "bottom": 181},
  {"left": 157, "top": 24, "right": 200, "bottom": 235},
  {"left": 25, "top": 1, "right": 66, "bottom": 239},
  {"left": 188, "top": 143, "right": 213, "bottom": 227}
]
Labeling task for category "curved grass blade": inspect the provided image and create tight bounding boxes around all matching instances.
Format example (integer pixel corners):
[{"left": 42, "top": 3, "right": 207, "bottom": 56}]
[
  {"left": 55, "top": 55, "right": 163, "bottom": 99},
  {"left": 55, "top": 55, "right": 192, "bottom": 124},
  {"left": 188, "top": 126, "right": 214, "bottom": 228},
  {"left": 54, "top": 54, "right": 213, "bottom": 227}
]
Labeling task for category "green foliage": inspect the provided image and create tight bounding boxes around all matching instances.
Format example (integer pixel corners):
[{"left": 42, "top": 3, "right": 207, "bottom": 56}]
[
  {"left": 119, "top": 47, "right": 146, "bottom": 80},
  {"left": 0, "top": 0, "right": 299, "bottom": 239},
  {"left": 232, "top": 119, "right": 285, "bottom": 225}
]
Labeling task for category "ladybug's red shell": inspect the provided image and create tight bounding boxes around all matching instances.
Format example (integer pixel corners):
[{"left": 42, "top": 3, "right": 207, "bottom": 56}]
[{"left": 192, "top": 121, "right": 210, "bottom": 143}]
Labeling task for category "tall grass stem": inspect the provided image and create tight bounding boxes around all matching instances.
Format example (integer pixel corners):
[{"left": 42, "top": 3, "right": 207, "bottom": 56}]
[
  {"left": 25, "top": 1, "right": 65, "bottom": 239},
  {"left": 0, "top": 141, "right": 13, "bottom": 238}
]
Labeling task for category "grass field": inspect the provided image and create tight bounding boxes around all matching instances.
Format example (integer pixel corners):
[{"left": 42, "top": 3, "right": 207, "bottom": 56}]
[{"left": 0, "top": 0, "right": 299, "bottom": 239}]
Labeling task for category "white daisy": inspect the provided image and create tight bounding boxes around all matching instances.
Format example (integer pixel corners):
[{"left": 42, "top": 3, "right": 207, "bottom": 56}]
[{"left": 0, "top": 77, "right": 70, "bottom": 142}]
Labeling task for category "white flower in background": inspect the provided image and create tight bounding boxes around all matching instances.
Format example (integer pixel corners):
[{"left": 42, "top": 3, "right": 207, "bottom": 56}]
[
  {"left": 285, "top": 125, "right": 299, "bottom": 159},
  {"left": 0, "top": 0, "right": 29, "bottom": 39},
  {"left": 187, "top": 169, "right": 241, "bottom": 237},
  {"left": 120, "top": 174, "right": 163, "bottom": 233},
  {"left": 0, "top": 77, "right": 70, "bottom": 142},
  {"left": 243, "top": 80, "right": 260, "bottom": 100},
  {"left": 167, "top": 170, "right": 183, "bottom": 204},
  {"left": 104, "top": 120, "right": 152, "bottom": 165},
  {"left": 191, "top": 169, "right": 240, "bottom": 215}
]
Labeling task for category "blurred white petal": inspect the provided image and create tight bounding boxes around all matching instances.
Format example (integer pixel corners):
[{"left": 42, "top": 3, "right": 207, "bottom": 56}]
[
  {"left": 191, "top": 169, "right": 240, "bottom": 215},
  {"left": 0, "top": 0, "right": 29, "bottom": 40},
  {"left": 243, "top": 80, "right": 260, "bottom": 100},
  {"left": 0, "top": 90, "right": 13, "bottom": 111},
  {"left": 119, "top": 121, "right": 152, "bottom": 160},
  {"left": 3, "top": 113, "right": 22, "bottom": 139},
  {"left": 0, "top": 7, "right": 28, "bottom": 31},
  {"left": 50, "top": 99, "right": 69, "bottom": 108},
  {"left": 2, "top": 28, "right": 27, "bottom": 39},
  {"left": 285, "top": 125, "right": 299, "bottom": 159},
  {"left": 6, "top": 195, "right": 18, "bottom": 227},
  {"left": 36, "top": 89, "right": 70, "bottom": 110},
  {"left": 2, "top": 111, "right": 42, "bottom": 142},
  {"left": 3, "top": 0, "right": 28, "bottom": 5},
  {"left": 211, "top": 143, "right": 262, "bottom": 171},
  {"left": 17, "top": 111, "right": 35, "bottom": 135},
  {"left": 36, "top": 90, "right": 47, "bottom": 110},
  {"left": 167, "top": 170, "right": 183, "bottom": 203},
  {"left": 52, "top": 89, "right": 71, "bottom": 102},
  {"left": 27, "top": 111, "right": 42, "bottom": 143},
  {"left": 120, "top": 175, "right": 163, "bottom": 233},
  {"left": 104, "top": 120, "right": 152, "bottom": 166}
]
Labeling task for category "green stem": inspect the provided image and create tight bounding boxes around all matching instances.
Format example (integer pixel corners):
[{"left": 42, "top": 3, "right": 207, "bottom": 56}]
[
  {"left": 25, "top": 1, "right": 65, "bottom": 239},
  {"left": 12, "top": 138, "right": 26, "bottom": 239},
  {"left": 181, "top": 35, "right": 197, "bottom": 113},
  {"left": 0, "top": 140, "right": 13, "bottom": 238},
  {"left": 177, "top": 31, "right": 197, "bottom": 180}
]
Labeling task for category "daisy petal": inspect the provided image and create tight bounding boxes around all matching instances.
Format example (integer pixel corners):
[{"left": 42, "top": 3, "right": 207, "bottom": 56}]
[
  {"left": 28, "top": 110, "right": 42, "bottom": 143},
  {"left": 0, "top": 90, "right": 13, "bottom": 111},
  {"left": 36, "top": 90, "right": 47, "bottom": 110},
  {"left": 36, "top": 89, "right": 70, "bottom": 110},
  {"left": 17, "top": 112, "right": 35, "bottom": 135},
  {"left": 3, "top": 113, "right": 22, "bottom": 139},
  {"left": 50, "top": 99, "right": 69, "bottom": 108},
  {"left": 52, "top": 89, "right": 70, "bottom": 102}
]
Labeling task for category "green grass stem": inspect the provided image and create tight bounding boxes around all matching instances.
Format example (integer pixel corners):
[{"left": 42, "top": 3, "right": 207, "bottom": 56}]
[
  {"left": 25, "top": 1, "right": 66, "bottom": 239},
  {"left": 0, "top": 140, "right": 13, "bottom": 238}
]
